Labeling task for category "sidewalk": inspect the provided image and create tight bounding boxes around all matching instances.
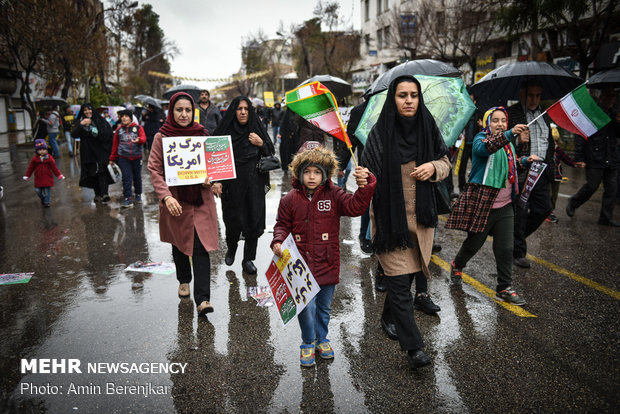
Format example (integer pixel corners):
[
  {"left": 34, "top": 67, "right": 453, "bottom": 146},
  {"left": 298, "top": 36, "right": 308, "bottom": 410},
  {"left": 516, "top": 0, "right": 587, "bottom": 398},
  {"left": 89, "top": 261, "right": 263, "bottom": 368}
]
[{"left": 0, "top": 130, "right": 32, "bottom": 151}]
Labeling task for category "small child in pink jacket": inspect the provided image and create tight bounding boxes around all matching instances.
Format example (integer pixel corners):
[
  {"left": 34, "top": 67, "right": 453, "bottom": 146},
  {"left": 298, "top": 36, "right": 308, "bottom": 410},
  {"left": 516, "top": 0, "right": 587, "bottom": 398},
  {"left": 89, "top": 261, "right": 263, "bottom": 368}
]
[{"left": 23, "top": 139, "right": 65, "bottom": 207}]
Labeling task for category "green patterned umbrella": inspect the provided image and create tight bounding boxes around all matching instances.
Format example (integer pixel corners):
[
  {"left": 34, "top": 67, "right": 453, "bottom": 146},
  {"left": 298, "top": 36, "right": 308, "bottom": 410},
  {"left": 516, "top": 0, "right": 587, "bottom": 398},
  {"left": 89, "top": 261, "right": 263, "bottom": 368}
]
[{"left": 355, "top": 75, "right": 476, "bottom": 147}]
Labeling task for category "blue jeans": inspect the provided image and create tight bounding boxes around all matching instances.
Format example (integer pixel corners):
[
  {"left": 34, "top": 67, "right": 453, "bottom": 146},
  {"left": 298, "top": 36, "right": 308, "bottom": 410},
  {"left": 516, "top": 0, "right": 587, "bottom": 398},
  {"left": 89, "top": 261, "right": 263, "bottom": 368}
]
[
  {"left": 272, "top": 126, "right": 280, "bottom": 144},
  {"left": 48, "top": 132, "right": 60, "bottom": 158},
  {"left": 338, "top": 159, "right": 352, "bottom": 187},
  {"left": 118, "top": 157, "right": 143, "bottom": 199},
  {"left": 35, "top": 187, "right": 51, "bottom": 204},
  {"left": 297, "top": 284, "right": 335, "bottom": 344},
  {"left": 64, "top": 131, "right": 73, "bottom": 154}
]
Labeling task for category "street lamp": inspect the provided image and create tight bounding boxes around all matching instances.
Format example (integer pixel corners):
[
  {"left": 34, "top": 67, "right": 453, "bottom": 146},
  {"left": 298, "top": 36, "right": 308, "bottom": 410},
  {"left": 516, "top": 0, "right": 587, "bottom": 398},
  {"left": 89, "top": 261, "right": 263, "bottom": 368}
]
[{"left": 137, "top": 51, "right": 167, "bottom": 73}]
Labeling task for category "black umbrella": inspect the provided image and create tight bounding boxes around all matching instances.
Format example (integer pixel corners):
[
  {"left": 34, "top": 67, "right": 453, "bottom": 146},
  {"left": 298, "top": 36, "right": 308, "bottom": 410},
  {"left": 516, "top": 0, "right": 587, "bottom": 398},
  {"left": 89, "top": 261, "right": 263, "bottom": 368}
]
[
  {"left": 142, "top": 96, "right": 162, "bottom": 109},
  {"left": 367, "top": 59, "right": 462, "bottom": 95},
  {"left": 587, "top": 67, "right": 620, "bottom": 88},
  {"left": 298, "top": 75, "right": 352, "bottom": 100},
  {"left": 36, "top": 96, "right": 67, "bottom": 107},
  {"left": 471, "top": 61, "right": 583, "bottom": 110},
  {"left": 162, "top": 84, "right": 201, "bottom": 102}
]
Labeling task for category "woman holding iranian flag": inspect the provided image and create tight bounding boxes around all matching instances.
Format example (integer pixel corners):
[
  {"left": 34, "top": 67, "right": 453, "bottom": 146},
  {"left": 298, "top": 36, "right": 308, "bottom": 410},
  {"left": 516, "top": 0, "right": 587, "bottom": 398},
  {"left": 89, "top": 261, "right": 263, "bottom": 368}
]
[{"left": 447, "top": 107, "right": 529, "bottom": 306}]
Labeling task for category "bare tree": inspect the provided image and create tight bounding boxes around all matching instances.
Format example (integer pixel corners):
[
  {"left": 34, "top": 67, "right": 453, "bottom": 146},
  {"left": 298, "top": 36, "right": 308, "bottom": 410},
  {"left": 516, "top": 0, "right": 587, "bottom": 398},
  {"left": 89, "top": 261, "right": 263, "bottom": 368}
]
[
  {"left": 0, "top": 0, "right": 72, "bottom": 125},
  {"left": 292, "top": 1, "right": 360, "bottom": 80},
  {"left": 499, "top": 0, "right": 620, "bottom": 78}
]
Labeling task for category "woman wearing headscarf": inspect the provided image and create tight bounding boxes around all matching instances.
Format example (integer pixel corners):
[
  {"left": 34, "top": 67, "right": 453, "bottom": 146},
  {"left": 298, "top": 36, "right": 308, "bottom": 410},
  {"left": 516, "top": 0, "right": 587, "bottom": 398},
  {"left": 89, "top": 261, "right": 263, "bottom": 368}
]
[
  {"left": 213, "top": 96, "right": 275, "bottom": 275},
  {"left": 148, "top": 92, "right": 219, "bottom": 316},
  {"left": 361, "top": 75, "right": 451, "bottom": 370},
  {"left": 447, "top": 107, "right": 529, "bottom": 305},
  {"left": 72, "top": 103, "right": 114, "bottom": 203}
]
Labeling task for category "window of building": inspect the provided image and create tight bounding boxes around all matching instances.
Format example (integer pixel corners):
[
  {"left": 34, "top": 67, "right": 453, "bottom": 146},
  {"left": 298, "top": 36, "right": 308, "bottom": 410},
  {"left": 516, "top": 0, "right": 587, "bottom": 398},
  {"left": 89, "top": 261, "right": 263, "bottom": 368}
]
[
  {"left": 364, "top": 0, "right": 369, "bottom": 21},
  {"left": 384, "top": 26, "right": 391, "bottom": 47},
  {"left": 384, "top": 0, "right": 389, "bottom": 12},
  {"left": 377, "top": 29, "right": 383, "bottom": 50},
  {"left": 377, "top": 0, "right": 382, "bottom": 16}
]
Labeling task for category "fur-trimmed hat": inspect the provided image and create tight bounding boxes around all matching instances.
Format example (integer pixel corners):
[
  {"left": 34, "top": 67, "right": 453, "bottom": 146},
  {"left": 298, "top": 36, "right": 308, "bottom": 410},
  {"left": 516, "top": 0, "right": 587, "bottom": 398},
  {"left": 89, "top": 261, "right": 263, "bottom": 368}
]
[
  {"left": 34, "top": 139, "right": 47, "bottom": 151},
  {"left": 117, "top": 109, "right": 134, "bottom": 119},
  {"left": 290, "top": 144, "right": 339, "bottom": 186}
]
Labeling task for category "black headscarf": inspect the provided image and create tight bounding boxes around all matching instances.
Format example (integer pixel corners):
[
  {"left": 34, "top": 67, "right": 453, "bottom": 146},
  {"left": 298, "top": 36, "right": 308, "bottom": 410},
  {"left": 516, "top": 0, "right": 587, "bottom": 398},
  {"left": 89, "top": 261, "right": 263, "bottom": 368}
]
[
  {"left": 361, "top": 75, "right": 448, "bottom": 254},
  {"left": 213, "top": 96, "right": 274, "bottom": 163},
  {"left": 75, "top": 103, "right": 113, "bottom": 139},
  {"left": 74, "top": 103, "right": 113, "bottom": 164}
]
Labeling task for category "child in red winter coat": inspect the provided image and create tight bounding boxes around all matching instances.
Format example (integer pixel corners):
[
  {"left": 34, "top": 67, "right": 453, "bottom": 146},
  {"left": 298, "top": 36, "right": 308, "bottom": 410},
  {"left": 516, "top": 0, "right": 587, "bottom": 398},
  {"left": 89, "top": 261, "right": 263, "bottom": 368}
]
[
  {"left": 23, "top": 139, "right": 65, "bottom": 207},
  {"left": 271, "top": 142, "right": 376, "bottom": 367}
]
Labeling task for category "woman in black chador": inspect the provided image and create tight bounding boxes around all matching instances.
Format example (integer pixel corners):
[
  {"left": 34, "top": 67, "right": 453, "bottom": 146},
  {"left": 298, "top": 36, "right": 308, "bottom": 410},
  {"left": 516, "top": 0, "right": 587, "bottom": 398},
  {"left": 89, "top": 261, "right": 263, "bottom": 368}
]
[{"left": 213, "top": 96, "right": 275, "bottom": 274}]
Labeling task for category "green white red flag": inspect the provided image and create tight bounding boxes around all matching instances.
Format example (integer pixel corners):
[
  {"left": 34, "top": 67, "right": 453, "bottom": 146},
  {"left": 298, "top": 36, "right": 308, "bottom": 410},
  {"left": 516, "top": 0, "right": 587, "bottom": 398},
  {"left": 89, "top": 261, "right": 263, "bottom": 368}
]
[
  {"left": 546, "top": 84, "right": 611, "bottom": 138},
  {"left": 285, "top": 82, "right": 352, "bottom": 148}
]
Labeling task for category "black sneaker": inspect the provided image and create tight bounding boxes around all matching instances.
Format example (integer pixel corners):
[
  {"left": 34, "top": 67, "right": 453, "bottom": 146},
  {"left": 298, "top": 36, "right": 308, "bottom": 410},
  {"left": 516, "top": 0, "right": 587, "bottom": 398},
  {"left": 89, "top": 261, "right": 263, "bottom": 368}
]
[
  {"left": 414, "top": 293, "right": 440, "bottom": 314},
  {"left": 359, "top": 235, "right": 373, "bottom": 254},
  {"left": 495, "top": 287, "right": 526, "bottom": 306},
  {"left": 450, "top": 261, "right": 463, "bottom": 287},
  {"left": 102, "top": 195, "right": 111, "bottom": 203},
  {"left": 432, "top": 244, "right": 442, "bottom": 253},
  {"left": 566, "top": 201, "right": 575, "bottom": 217},
  {"left": 407, "top": 349, "right": 431, "bottom": 369}
]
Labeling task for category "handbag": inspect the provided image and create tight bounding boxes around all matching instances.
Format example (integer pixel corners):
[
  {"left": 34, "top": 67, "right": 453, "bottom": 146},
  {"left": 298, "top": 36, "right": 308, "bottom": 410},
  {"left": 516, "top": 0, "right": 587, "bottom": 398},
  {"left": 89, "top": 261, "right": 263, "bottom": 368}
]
[
  {"left": 107, "top": 163, "right": 122, "bottom": 184},
  {"left": 434, "top": 180, "right": 452, "bottom": 215},
  {"left": 257, "top": 155, "right": 281, "bottom": 173}
]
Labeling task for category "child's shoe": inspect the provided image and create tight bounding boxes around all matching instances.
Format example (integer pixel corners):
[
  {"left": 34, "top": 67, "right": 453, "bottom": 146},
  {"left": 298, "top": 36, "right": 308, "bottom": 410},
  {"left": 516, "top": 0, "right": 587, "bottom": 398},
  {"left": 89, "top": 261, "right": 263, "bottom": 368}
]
[
  {"left": 134, "top": 194, "right": 142, "bottom": 204},
  {"left": 121, "top": 198, "right": 134, "bottom": 208},
  {"left": 300, "top": 343, "right": 315, "bottom": 367},
  {"left": 317, "top": 340, "right": 334, "bottom": 359}
]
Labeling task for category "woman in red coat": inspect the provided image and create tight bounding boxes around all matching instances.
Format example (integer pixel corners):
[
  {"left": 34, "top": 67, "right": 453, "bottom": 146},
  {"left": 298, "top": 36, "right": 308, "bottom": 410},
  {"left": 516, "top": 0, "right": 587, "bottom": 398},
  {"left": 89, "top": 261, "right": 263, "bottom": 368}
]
[{"left": 148, "top": 92, "right": 220, "bottom": 316}]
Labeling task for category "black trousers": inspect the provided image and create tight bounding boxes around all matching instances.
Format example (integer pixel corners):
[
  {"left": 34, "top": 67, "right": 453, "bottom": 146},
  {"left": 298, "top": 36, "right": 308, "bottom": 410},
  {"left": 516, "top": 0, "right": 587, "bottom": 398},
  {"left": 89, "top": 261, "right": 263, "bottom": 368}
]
[
  {"left": 172, "top": 229, "right": 211, "bottom": 306},
  {"left": 570, "top": 167, "right": 618, "bottom": 222},
  {"left": 382, "top": 273, "right": 424, "bottom": 351},
  {"left": 514, "top": 172, "right": 552, "bottom": 259},
  {"left": 458, "top": 144, "right": 472, "bottom": 192}
]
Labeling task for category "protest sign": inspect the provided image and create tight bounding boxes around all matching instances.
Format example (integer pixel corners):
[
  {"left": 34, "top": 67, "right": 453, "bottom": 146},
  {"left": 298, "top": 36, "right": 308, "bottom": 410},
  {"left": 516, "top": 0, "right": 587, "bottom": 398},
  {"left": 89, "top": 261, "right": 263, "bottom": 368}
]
[
  {"left": 125, "top": 262, "right": 176, "bottom": 275},
  {"left": 0, "top": 273, "right": 33, "bottom": 285},
  {"left": 163, "top": 136, "right": 236, "bottom": 186},
  {"left": 265, "top": 234, "right": 320, "bottom": 326},
  {"left": 519, "top": 160, "right": 547, "bottom": 209}
]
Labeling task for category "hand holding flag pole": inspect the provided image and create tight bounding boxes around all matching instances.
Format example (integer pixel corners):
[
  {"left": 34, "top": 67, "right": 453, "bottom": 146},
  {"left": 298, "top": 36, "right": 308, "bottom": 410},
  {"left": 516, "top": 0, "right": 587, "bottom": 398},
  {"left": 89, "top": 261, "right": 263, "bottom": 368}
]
[{"left": 285, "top": 81, "right": 358, "bottom": 167}]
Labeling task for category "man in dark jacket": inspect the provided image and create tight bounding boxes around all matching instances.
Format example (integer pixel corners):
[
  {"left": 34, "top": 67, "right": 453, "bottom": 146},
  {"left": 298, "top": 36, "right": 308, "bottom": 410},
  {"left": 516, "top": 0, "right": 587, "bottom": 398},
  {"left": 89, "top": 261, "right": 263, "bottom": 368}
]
[
  {"left": 566, "top": 88, "right": 619, "bottom": 226},
  {"left": 142, "top": 105, "right": 164, "bottom": 149},
  {"left": 269, "top": 102, "right": 284, "bottom": 144},
  {"left": 197, "top": 89, "right": 222, "bottom": 135},
  {"left": 507, "top": 81, "right": 555, "bottom": 268}
]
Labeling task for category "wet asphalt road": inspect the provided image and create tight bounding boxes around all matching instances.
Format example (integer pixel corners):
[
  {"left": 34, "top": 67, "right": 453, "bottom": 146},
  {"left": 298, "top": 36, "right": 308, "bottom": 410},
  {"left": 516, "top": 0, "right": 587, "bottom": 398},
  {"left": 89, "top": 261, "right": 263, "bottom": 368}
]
[{"left": 0, "top": 143, "right": 618, "bottom": 413}]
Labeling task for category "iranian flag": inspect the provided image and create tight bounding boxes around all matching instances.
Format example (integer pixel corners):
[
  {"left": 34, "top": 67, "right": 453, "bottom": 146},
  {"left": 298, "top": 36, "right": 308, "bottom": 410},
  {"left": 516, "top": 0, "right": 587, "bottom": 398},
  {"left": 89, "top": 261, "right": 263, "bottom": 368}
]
[
  {"left": 546, "top": 84, "right": 611, "bottom": 138},
  {"left": 285, "top": 82, "right": 352, "bottom": 147}
]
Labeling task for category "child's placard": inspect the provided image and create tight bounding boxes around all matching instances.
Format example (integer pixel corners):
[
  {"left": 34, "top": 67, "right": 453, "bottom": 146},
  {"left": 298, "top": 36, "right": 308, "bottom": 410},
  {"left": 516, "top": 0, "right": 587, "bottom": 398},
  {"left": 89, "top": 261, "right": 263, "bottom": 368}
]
[
  {"left": 163, "top": 136, "right": 236, "bottom": 186},
  {"left": 0, "top": 273, "right": 33, "bottom": 285},
  {"left": 265, "top": 233, "right": 320, "bottom": 327},
  {"left": 519, "top": 160, "right": 547, "bottom": 209}
]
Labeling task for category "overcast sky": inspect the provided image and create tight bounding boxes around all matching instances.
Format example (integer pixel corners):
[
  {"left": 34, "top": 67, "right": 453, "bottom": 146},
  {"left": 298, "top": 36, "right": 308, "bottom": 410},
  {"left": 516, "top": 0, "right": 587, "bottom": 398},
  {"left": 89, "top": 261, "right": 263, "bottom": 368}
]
[{"left": 145, "top": 0, "right": 359, "bottom": 90}]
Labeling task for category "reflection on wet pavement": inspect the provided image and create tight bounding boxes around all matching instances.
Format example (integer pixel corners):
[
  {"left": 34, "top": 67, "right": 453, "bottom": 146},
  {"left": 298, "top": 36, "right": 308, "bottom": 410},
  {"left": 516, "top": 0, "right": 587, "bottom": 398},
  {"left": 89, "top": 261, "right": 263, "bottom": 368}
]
[{"left": 0, "top": 146, "right": 618, "bottom": 412}]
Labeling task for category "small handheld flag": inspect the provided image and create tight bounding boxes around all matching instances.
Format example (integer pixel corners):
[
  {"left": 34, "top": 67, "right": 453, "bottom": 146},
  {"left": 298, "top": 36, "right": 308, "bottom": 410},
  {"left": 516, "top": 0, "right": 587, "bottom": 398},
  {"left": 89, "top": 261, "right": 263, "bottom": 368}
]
[
  {"left": 285, "top": 82, "right": 354, "bottom": 161},
  {"left": 535, "top": 84, "right": 611, "bottom": 139}
]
